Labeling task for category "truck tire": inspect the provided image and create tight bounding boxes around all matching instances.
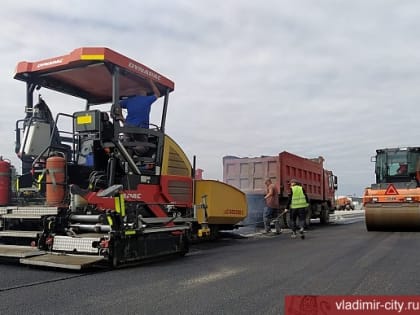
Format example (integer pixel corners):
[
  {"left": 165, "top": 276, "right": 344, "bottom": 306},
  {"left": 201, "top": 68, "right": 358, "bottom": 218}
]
[
  {"left": 305, "top": 208, "right": 312, "bottom": 228},
  {"left": 320, "top": 208, "right": 330, "bottom": 224}
]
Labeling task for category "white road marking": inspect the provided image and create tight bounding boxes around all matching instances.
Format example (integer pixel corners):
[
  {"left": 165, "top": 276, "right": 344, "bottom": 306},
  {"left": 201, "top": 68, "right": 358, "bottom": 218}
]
[{"left": 180, "top": 268, "right": 246, "bottom": 287}]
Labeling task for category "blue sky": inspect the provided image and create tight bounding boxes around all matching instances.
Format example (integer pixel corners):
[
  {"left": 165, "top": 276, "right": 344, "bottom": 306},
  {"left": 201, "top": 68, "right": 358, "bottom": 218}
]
[{"left": 1, "top": 1, "right": 420, "bottom": 196}]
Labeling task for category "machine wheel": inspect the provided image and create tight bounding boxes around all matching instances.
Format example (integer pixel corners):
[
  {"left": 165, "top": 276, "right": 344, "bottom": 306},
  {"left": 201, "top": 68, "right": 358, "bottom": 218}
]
[
  {"left": 109, "top": 241, "right": 120, "bottom": 268},
  {"left": 320, "top": 208, "right": 330, "bottom": 224},
  {"left": 110, "top": 255, "right": 119, "bottom": 268},
  {"left": 209, "top": 225, "right": 220, "bottom": 241},
  {"left": 179, "top": 233, "right": 189, "bottom": 257}
]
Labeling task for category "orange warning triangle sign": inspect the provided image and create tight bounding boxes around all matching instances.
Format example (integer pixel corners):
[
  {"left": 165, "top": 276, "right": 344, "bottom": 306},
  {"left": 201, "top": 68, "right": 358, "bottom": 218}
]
[{"left": 385, "top": 184, "right": 399, "bottom": 195}]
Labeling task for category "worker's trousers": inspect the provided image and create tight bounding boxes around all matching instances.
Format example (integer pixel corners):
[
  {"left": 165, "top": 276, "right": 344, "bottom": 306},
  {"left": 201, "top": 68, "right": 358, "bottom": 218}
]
[
  {"left": 290, "top": 207, "right": 306, "bottom": 233},
  {"left": 263, "top": 207, "right": 275, "bottom": 232}
]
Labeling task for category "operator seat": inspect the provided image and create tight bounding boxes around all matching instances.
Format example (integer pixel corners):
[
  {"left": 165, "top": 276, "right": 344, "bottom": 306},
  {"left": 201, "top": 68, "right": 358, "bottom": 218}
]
[
  {"left": 100, "top": 112, "right": 114, "bottom": 141},
  {"left": 110, "top": 103, "right": 153, "bottom": 161}
]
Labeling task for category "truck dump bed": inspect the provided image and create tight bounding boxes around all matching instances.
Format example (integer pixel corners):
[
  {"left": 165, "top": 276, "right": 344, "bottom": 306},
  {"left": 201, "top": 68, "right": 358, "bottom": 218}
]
[
  {"left": 223, "top": 151, "right": 337, "bottom": 226},
  {"left": 223, "top": 151, "right": 329, "bottom": 200}
]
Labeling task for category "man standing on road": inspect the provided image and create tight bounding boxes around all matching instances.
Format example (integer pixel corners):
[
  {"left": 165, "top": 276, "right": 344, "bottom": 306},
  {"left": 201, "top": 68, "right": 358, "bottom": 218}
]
[
  {"left": 263, "top": 178, "right": 279, "bottom": 234},
  {"left": 284, "top": 179, "right": 309, "bottom": 239}
]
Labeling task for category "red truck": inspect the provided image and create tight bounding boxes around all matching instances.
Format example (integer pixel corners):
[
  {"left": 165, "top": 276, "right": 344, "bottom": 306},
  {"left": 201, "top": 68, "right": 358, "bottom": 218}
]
[{"left": 223, "top": 151, "right": 338, "bottom": 227}]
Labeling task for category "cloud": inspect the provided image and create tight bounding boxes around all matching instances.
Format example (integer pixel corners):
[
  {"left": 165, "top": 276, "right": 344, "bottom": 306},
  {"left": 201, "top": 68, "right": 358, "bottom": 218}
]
[{"left": 1, "top": 1, "right": 420, "bottom": 197}]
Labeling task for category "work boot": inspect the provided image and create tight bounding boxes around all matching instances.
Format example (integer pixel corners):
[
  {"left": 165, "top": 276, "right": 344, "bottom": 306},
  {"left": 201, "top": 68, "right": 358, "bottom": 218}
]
[
  {"left": 291, "top": 232, "right": 297, "bottom": 239},
  {"left": 299, "top": 227, "right": 305, "bottom": 239}
]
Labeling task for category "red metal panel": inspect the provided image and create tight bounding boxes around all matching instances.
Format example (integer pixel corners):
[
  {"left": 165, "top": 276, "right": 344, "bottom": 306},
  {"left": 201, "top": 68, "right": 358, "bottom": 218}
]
[
  {"left": 278, "top": 151, "right": 324, "bottom": 200},
  {"left": 160, "top": 175, "right": 193, "bottom": 207},
  {"left": 83, "top": 184, "right": 169, "bottom": 217},
  {"left": 15, "top": 47, "right": 174, "bottom": 90},
  {"left": 14, "top": 47, "right": 174, "bottom": 104},
  {"left": 223, "top": 152, "right": 335, "bottom": 203}
]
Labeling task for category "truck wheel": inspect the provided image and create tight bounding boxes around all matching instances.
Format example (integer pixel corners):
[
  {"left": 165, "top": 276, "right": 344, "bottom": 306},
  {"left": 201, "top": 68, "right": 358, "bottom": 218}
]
[
  {"left": 320, "top": 209, "right": 330, "bottom": 224},
  {"left": 305, "top": 208, "right": 312, "bottom": 228}
]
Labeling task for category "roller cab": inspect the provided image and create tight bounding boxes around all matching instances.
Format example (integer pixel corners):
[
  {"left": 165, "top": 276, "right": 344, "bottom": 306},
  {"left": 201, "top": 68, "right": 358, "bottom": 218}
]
[{"left": 364, "top": 147, "right": 420, "bottom": 231}]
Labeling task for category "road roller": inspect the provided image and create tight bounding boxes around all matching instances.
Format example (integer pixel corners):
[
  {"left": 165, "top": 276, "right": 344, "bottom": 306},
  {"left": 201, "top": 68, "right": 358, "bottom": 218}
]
[{"left": 364, "top": 147, "right": 420, "bottom": 231}]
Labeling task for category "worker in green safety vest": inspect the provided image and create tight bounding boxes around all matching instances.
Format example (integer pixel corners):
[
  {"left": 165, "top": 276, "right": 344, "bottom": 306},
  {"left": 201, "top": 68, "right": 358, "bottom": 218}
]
[{"left": 284, "top": 179, "right": 309, "bottom": 239}]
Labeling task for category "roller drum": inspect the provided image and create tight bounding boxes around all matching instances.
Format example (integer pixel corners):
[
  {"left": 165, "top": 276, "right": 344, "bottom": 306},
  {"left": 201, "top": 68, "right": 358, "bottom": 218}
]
[{"left": 365, "top": 203, "right": 420, "bottom": 231}]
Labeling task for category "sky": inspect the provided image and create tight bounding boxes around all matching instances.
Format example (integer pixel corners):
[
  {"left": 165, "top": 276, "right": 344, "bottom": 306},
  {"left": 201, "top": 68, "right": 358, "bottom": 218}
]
[{"left": 1, "top": 0, "right": 420, "bottom": 197}]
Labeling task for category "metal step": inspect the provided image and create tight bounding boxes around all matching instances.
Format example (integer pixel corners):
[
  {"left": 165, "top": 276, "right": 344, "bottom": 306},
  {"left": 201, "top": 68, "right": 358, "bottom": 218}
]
[
  {"left": 0, "top": 206, "right": 58, "bottom": 217},
  {"left": 0, "top": 206, "right": 58, "bottom": 219},
  {"left": 0, "top": 230, "right": 40, "bottom": 238},
  {"left": 20, "top": 253, "right": 105, "bottom": 270},
  {"left": 1, "top": 214, "right": 48, "bottom": 219},
  {"left": 52, "top": 235, "right": 101, "bottom": 254},
  {"left": 0, "top": 244, "right": 45, "bottom": 258}
]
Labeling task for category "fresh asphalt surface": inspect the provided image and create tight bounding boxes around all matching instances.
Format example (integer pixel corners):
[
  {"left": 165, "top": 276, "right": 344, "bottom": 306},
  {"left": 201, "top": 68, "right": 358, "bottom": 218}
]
[{"left": 1, "top": 213, "right": 419, "bottom": 315}]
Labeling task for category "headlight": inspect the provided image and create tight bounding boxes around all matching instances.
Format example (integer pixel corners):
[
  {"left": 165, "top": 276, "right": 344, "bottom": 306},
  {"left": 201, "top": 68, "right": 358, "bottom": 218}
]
[
  {"left": 372, "top": 197, "right": 378, "bottom": 202},
  {"left": 406, "top": 197, "right": 413, "bottom": 201}
]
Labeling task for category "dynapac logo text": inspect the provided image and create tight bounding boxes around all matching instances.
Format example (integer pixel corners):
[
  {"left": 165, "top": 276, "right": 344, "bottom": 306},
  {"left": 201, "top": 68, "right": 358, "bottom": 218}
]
[
  {"left": 128, "top": 62, "right": 161, "bottom": 80},
  {"left": 123, "top": 193, "right": 142, "bottom": 200},
  {"left": 36, "top": 59, "right": 63, "bottom": 68}
]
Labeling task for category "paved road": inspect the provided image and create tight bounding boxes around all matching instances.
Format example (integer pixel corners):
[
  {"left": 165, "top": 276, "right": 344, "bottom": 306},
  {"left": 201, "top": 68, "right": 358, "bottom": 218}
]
[{"left": 1, "top": 218, "right": 419, "bottom": 315}]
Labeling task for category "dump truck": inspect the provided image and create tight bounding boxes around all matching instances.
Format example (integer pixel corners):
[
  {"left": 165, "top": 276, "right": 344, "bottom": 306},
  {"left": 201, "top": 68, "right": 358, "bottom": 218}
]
[
  {"left": 364, "top": 147, "right": 420, "bottom": 231},
  {"left": 223, "top": 152, "right": 338, "bottom": 228},
  {"left": 0, "top": 47, "right": 247, "bottom": 269},
  {"left": 336, "top": 196, "right": 355, "bottom": 210}
]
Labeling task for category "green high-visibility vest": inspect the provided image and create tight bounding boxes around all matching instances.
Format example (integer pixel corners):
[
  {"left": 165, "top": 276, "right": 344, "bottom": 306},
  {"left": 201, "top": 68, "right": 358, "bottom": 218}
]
[{"left": 290, "top": 185, "right": 309, "bottom": 209}]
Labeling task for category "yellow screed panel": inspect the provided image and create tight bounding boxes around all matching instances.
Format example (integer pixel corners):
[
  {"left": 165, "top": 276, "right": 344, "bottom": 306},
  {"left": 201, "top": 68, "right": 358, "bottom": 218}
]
[
  {"left": 161, "top": 135, "right": 192, "bottom": 177},
  {"left": 195, "top": 180, "right": 248, "bottom": 225}
]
